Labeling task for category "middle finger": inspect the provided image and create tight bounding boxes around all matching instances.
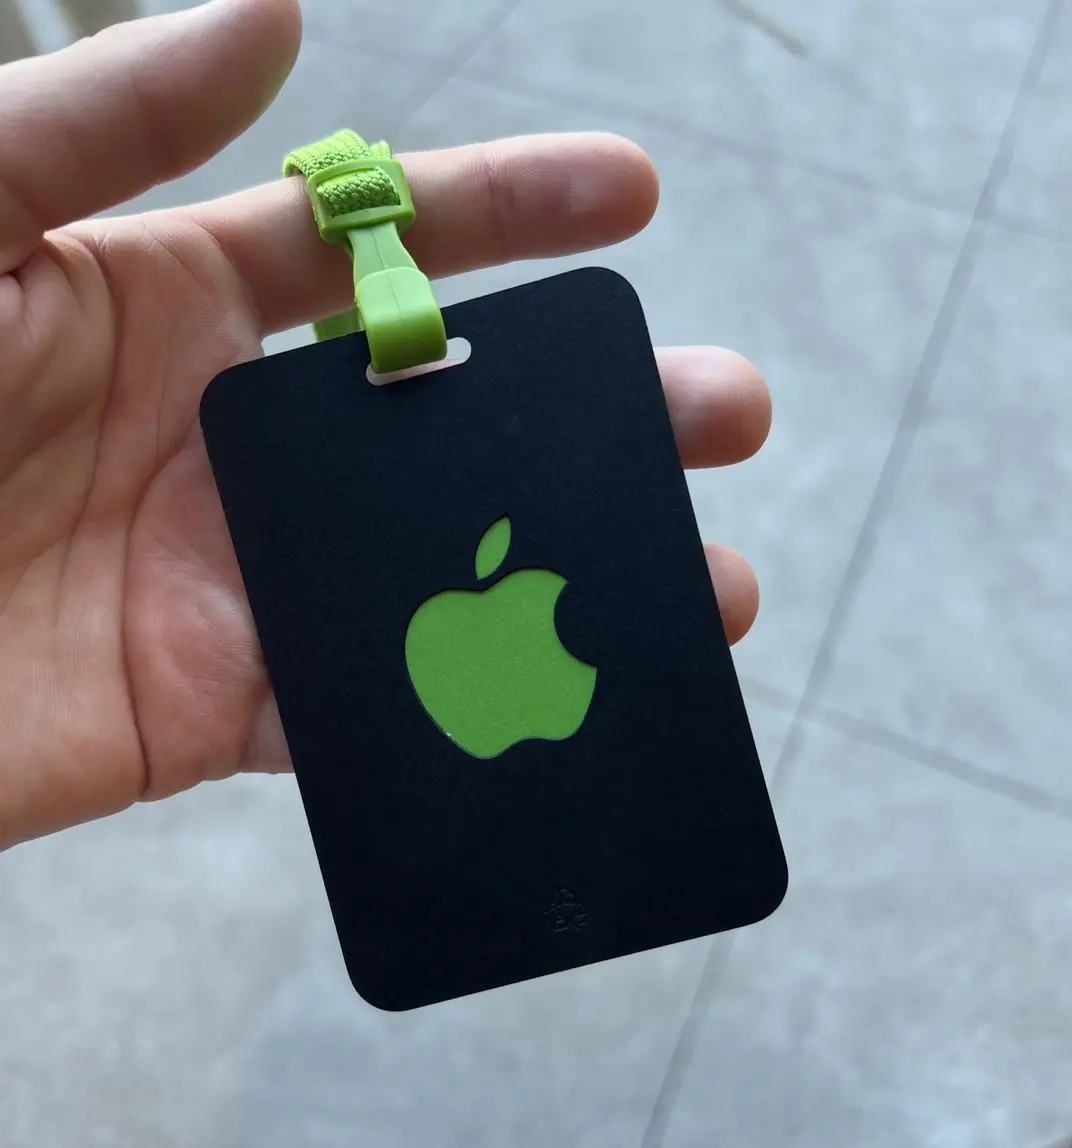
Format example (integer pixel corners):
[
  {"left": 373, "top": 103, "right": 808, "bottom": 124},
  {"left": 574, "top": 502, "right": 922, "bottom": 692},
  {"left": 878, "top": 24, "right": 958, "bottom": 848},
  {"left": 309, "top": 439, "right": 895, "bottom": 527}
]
[{"left": 658, "top": 345, "right": 771, "bottom": 469}]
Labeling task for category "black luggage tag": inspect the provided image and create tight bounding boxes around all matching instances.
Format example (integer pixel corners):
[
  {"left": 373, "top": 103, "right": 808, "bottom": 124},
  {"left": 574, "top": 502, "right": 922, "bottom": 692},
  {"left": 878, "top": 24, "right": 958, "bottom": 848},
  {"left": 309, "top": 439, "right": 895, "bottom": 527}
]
[{"left": 200, "top": 266, "right": 787, "bottom": 1011}]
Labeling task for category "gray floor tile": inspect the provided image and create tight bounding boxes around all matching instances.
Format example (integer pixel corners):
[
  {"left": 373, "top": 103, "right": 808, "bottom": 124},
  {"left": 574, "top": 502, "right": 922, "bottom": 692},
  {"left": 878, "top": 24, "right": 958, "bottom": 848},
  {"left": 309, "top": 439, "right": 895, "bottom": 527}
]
[
  {"left": 818, "top": 224, "right": 1072, "bottom": 802},
  {"left": 300, "top": 0, "right": 509, "bottom": 61},
  {"left": 663, "top": 722, "right": 1072, "bottom": 1148},
  {"left": 0, "top": 775, "right": 322, "bottom": 1148},
  {"left": 402, "top": 77, "right": 970, "bottom": 705},
  {"left": 464, "top": 0, "right": 1047, "bottom": 211},
  {"left": 216, "top": 926, "right": 709, "bottom": 1148},
  {"left": 993, "top": 1, "right": 1072, "bottom": 239}
]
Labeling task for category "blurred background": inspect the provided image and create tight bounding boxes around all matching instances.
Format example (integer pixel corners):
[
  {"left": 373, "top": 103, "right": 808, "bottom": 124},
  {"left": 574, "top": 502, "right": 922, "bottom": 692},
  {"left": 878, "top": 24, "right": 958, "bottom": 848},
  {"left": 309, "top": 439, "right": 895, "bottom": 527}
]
[{"left": 1, "top": 0, "right": 1070, "bottom": 1144}]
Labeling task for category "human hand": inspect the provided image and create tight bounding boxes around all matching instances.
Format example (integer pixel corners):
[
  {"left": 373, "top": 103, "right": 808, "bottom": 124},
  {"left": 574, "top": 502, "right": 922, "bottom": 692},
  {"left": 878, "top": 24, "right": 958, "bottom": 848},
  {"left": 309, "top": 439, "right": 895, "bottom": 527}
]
[{"left": 0, "top": 0, "right": 770, "bottom": 846}]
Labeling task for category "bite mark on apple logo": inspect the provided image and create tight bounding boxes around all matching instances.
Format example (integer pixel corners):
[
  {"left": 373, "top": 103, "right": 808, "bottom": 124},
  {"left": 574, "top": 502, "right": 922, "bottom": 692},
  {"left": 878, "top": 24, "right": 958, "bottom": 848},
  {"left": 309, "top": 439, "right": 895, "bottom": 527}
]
[{"left": 404, "top": 516, "right": 598, "bottom": 759}]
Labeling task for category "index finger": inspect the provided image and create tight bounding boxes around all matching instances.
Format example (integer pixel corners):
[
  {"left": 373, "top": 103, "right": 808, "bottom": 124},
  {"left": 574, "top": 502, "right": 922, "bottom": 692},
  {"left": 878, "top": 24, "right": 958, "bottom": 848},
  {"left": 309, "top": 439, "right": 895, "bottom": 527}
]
[{"left": 189, "top": 133, "right": 660, "bottom": 335}]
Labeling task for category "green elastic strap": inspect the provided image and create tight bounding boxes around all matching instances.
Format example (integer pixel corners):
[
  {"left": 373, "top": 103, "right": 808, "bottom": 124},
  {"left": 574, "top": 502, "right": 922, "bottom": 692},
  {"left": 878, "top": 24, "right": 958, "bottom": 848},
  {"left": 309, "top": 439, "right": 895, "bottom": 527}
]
[{"left": 283, "top": 130, "right": 447, "bottom": 374}]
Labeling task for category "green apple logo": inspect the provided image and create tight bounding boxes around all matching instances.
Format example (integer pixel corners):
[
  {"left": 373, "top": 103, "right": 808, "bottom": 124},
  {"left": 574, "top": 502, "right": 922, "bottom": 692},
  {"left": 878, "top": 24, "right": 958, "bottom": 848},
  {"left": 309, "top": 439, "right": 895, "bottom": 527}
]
[{"left": 404, "top": 516, "right": 597, "bottom": 759}]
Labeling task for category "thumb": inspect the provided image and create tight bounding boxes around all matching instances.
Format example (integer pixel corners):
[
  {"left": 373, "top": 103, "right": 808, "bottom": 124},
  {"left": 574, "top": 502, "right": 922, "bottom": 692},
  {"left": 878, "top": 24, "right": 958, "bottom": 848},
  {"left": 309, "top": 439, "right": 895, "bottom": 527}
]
[{"left": 0, "top": 0, "right": 301, "bottom": 274}]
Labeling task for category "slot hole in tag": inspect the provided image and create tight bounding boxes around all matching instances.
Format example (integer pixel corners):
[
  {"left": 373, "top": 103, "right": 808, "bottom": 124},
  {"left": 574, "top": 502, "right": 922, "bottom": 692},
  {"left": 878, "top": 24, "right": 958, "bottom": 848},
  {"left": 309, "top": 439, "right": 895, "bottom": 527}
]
[{"left": 367, "top": 337, "right": 472, "bottom": 387}]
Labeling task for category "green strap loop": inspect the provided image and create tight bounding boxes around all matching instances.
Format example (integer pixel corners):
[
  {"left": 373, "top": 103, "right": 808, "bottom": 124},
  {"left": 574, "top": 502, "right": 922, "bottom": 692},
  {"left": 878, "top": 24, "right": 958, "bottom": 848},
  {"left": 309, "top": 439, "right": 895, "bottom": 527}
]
[{"left": 283, "top": 130, "right": 447, "bottom": 374}]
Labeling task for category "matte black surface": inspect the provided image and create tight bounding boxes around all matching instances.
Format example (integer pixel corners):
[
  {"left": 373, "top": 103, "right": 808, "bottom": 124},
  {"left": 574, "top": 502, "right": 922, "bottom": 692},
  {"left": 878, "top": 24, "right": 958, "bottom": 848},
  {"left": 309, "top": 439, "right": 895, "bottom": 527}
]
[{"left": 200, "top": 268, "right": 787, "bottom": 1011}]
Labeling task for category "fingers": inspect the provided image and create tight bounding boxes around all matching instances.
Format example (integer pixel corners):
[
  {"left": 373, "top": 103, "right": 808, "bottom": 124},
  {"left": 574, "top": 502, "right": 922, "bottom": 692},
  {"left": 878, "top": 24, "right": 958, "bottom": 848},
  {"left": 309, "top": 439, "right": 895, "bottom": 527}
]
[
  {"left": 192, "top": 133, "right": 768, "bottom": 481},
  {"left": 0, "top": 0, "right": 300, "bottom": 272},
  {"left": 663, "top": 348, "right": 765, "bottom": 641},
  {"left": 658, "top": 346, "right": 770, "bottom": 468},
  {"left": 672, "top": 345, "right": 766, "bottom": 639},
  {"left": 190, "top": 132, "right": 660, "bottom": 334},
  {"left": 706, "top": 544, "right": 759, "bottom": 644}
]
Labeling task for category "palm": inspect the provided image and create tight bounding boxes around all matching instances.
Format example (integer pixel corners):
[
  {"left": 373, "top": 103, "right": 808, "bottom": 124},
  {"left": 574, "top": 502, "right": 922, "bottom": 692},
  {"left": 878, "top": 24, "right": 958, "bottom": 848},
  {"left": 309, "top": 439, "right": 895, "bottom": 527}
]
[
  {"left": 2, "top": 221, "right": 280, "bottom": 840},
  {"left": 114, "top": 229, "right": 280, "bottom": 785},
  {"left": 0, "top": 0, "right": 768, "bottom": 846}
]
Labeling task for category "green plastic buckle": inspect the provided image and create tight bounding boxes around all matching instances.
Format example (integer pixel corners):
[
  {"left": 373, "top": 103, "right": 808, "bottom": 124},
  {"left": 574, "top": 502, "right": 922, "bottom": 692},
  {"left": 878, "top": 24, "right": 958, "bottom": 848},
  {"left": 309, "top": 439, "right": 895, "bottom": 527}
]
[
  {"left": 292, "top": 144, "right": 446, "bottom": 374},
  {"left": 306, "top": 159, "right": 414, "bottom": 240}
]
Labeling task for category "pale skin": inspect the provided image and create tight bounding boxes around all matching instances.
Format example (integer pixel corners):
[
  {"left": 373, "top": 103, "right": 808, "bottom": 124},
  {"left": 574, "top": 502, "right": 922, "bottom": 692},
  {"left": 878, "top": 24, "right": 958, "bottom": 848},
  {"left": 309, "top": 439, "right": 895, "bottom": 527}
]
[{"left": 0, "top": 0, "right": 772, "bottom": 848}]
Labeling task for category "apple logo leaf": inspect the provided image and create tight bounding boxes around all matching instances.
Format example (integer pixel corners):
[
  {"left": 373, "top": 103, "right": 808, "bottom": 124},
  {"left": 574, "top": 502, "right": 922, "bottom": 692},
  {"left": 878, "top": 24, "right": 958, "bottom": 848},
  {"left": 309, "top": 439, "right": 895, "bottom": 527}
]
[{"left": 475, "top": 515, "right": 511, "bottom": 580}]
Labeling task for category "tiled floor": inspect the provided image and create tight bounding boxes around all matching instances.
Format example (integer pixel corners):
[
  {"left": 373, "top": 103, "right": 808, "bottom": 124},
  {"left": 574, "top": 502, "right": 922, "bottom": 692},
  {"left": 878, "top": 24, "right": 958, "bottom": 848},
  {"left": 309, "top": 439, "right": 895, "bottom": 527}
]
[{"left": 1, "top": 0, "right": 1070, "bottom": 1145}]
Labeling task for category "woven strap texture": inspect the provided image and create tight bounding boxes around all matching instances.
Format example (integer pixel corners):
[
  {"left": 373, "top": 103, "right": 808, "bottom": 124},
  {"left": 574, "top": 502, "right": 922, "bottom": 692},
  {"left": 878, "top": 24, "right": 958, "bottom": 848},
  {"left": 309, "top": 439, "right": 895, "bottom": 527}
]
[{"left": 283, "top": 130, "right": 398, "bottom": 340}]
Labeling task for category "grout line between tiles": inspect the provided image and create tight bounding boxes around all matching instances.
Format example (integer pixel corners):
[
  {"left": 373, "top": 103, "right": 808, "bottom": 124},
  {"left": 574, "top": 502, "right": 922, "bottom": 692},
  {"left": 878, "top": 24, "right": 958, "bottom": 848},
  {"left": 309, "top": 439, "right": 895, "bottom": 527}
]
[
  {"left": 740, "top": 673, "right": 1072, "bottom": 822},
  {"left": 988, "top": 211, "right": 1072, "bottom": 247},
  {"left": 803, "top": 703, "right": 1072, "bottom": 822},
  {"left": 640, "top": 938, "right": 735, "bottom": 1148},
  {"left": 738, "top": 673, "right": 799, "bottom": 713},
  {"left": 721, "top": 0, "right": 808, "bottom": 57},
  {"left": 768, "top": 0, "right": 1066, "bottom": 799}
]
